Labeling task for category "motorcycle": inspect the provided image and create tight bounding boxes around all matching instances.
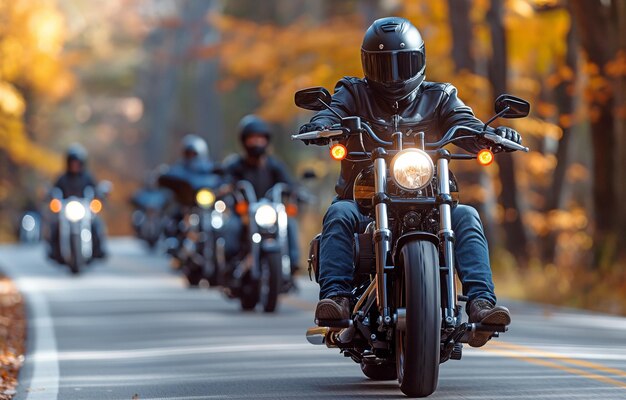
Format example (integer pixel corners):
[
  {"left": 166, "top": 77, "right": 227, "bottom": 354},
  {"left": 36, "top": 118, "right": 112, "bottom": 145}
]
[
  {"left": 158, "top": 168, "right": 223, "bottom": 287},
  {"left": 292, "top": 86, "right": 530, "bottom": 397},
  {"left": 47, "top": 182, "right": 111, "bottom": 274},
  {"left": 214, "top": 181, "right": 297, "bottom": 312},
  {"left": 131, "top": 186, "right": 171, "bottom": 249}
]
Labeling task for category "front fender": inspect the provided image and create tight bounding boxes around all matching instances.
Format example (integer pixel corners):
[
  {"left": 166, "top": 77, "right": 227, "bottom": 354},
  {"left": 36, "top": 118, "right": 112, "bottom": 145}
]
[{"left": 392, "top": 231, "right": 439, "bottom": 266}]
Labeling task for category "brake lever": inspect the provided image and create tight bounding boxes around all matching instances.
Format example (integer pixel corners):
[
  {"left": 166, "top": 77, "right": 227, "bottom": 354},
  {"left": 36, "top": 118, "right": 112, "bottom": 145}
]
[
  {"left": 482, "top": 133, "right": 529, "bottom": 152},
  {"left": 291, "top": 128, "right": 346, "bottom": 141}
]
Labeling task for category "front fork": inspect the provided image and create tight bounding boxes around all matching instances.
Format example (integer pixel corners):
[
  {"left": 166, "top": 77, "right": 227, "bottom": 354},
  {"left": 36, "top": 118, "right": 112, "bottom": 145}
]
[
  {"left": 437, "top": 154, "right": 458, "bottom": 328},
  {"left": 373, "top": 151, "right": 392, "bottom": 327},
  {"left": 372, "top": 150, "right": 458, "bottom": 329}
]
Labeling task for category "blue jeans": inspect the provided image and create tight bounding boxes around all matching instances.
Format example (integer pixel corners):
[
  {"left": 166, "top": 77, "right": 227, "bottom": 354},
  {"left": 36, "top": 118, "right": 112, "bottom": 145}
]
[{"left": 318, "top": 200, "right": 496, "bottom": 305}]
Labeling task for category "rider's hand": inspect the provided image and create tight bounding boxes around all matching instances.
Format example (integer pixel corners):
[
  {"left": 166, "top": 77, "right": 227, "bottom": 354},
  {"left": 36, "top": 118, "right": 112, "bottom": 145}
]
[
  {"left": 299, "top": 122, "right": 328, "bottom": 146},
  {"left": 495, "top": 126, "right": 522, "bottom": 147}
]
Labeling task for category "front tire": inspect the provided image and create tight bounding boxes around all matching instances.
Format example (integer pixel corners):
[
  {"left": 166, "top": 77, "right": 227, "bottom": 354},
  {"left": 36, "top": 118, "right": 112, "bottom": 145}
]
[
  {"left": 259, "top": 252, "right": 282, "bottom": 313},
  {"left": 396, "top": 240, "right": 441, "bottom": 397},
  {"left": 69, "top": 233, "right": 83, "bottom": 275}
]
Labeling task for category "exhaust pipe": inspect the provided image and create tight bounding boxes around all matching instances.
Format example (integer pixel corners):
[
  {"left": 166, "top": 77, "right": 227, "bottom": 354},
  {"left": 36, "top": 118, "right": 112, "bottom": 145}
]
[{"left": 306, "top": 326, "right": 330, "bottom": 345}]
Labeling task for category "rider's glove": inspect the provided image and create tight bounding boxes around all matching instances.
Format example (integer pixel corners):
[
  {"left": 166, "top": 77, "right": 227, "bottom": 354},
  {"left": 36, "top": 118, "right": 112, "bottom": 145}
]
[
  {"left": 495, "top": 126, "right": 522, "bottom": 151},
  {"left": 299, "top": 122, "right": 328, "bottom": 146}
]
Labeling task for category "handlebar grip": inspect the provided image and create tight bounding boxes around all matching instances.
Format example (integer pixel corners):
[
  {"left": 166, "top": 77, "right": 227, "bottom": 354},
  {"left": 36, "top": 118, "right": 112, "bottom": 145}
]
[{"left": 483, "top": 133, "right": 529, "bottom": 152}]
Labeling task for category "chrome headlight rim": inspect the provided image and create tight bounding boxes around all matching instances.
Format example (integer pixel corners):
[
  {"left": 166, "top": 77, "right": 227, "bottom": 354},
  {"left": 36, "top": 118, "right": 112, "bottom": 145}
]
[
  {"left": 65, "top": 200, "right": 87, "bottom": 222},
  {"left": 254, "top": 204, "right": 278, "bottom": 229},
  {"left": 389, "top": 148, "right": 435, "bottom": 191}
]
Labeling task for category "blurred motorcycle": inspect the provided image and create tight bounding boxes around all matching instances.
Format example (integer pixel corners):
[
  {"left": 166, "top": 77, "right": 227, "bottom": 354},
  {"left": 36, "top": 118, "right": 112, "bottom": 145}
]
[
  {"left": 215, "top": 181, "right": 302, "bottom": 312},
  {"left": 158, "top": 168, "right": 223, "bottom": 287},
  {"left": 131, "top": 186, "right": 172, "bottom": 249},
  {"left": 47, "top": 181, "right": 111, "bottom": 274}
]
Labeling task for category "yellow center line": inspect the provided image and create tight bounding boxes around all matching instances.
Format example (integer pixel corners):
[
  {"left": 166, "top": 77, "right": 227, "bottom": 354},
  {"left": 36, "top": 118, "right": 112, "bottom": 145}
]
[
  {"left": 489, "top": 341, "right": 626, "bottom": 379},
  {"left": 481, "top": 347, "right": 626, "bottom": 389}
]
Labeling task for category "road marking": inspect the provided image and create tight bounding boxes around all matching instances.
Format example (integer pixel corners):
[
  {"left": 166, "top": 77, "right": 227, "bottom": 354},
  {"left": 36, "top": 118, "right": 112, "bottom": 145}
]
[
  {"left": 489, "top": 341, "right": 626, "bottom": 379},
  {"left": 481, "top": 346, "right": 626, "bottom": 389},
  {"left": 17, "top": 279, "right": 60, "bottom": 400}
]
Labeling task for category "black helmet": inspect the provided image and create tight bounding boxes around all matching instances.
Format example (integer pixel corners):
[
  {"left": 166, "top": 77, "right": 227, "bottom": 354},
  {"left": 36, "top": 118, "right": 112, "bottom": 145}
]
[
  {"left": 66, "top": 143, "right": 87, "bottom": 165},
  {"left": 181, "top": 134, "right": 209, "bottom": 160},
  {"left": 361, "top": 17, "right": 426, "bottom": 102},
  {"left": 238, "top": 114, "right": 271, "bottom": 143}
]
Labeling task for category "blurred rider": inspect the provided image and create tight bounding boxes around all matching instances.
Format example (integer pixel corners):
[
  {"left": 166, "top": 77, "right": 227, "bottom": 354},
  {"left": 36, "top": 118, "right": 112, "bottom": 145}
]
[
  {"left": 48, "top": 144, "right": 106, "bottom": 260},
  {"left": 174, "top": 134, "right": 213, "bottom": 174},
  {"left": 223, "top": 115, "right": 301, "bottom": 287}
]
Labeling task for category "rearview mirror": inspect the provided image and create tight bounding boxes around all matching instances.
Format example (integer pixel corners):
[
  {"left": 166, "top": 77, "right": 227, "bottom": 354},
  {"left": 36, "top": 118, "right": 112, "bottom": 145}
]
[
  {"left": 294, "top": 87, "right": 332, "bottom": 111},
  {"left": 495, "top": 94, "right": 530, "bottom": 118},
  {"left": 97, "top": 180, "right": 113, "bottom": 197}
]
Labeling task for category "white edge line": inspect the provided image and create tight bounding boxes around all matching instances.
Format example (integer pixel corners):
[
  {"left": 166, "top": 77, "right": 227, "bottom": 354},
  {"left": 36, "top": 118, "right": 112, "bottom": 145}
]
[{"left": 17, "top": 278, "right": 59, "bottom": 400}]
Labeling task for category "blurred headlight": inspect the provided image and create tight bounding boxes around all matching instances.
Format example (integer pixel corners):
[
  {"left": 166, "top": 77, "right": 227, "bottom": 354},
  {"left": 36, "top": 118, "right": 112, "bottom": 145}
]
[
  {"left": 254, "top": 204, "right": 277, "bottom": 228},
  {"left": 390, "top": 149, "right": 434, "bottom": 190},
  {"left": 196, "top": 189, "right": 215, "bottom": 208},
  {"left": 65, "top": 201, "right": 86, "bottom": 222}
]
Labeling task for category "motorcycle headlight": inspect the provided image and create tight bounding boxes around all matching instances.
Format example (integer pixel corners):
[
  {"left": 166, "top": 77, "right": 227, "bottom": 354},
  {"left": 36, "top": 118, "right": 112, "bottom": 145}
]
[
  {"left": 196, "top": 189, "right": 215, "bottom": 208},
  {"left": 390, "top": 149, "right": 435, "bottom": 190},
  {"left": 65, "top": 201, "right": 86, "bottom": 222},
  {"left": 254, "top": 204, "right": 277, "bottom": 228}
]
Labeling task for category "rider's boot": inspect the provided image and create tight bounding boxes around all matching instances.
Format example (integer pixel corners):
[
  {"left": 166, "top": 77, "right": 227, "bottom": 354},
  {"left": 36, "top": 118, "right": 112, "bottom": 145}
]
[
  {"left": 467, "top": 299, "right": 511, "bottom": 347},
  {"left": 315, "top": 296, "right": 350, "bottom": 323}
]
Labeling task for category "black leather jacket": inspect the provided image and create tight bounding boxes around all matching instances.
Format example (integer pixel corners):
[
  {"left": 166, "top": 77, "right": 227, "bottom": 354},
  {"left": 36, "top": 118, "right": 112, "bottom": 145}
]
[
  {"left": 308, "top": 77, "right": 487, "bottom": 199},
  {"left": 54, "top": 171, "right": 96, "bottom": 198},
  {"left": 223, "top": 154, "right": 293, "bottom": 200}
]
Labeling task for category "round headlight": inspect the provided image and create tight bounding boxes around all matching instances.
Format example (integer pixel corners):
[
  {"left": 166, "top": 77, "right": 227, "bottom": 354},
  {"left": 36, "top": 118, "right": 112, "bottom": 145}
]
[
  {"left": 390, "top": 149, "right": 434, "bottom": 190},
  {"left": 65, "top": 201, "right": 86, "bottom": 222},
  {"left": 254, "top": 204, "right": 278, "bottom": 228},
  {"left": 196, "top": 189, "right": 215, "bottom": 208}
]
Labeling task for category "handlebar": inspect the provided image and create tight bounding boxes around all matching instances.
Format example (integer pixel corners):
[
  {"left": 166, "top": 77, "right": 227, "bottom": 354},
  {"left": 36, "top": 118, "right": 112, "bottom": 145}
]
[{"left": 292, "top": 123, "right": 529, "bottom": 153}]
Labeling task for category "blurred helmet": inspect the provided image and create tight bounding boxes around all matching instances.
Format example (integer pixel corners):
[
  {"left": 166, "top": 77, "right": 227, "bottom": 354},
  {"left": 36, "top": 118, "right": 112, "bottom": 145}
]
[
  {"left": 66, "top": 143, "right": 87, "bottom": 166},
  {"left": 361, "top": 17, "right": 426, "bottom": 103},
  {"left": 181, "top": 134, "right": 209, "bottom": 161},
  {"left": 238, "top": 115, "right": 271, "bottom": 143},
  {"left": 238, "top": 115, "right": 272, "bottom": 158}
]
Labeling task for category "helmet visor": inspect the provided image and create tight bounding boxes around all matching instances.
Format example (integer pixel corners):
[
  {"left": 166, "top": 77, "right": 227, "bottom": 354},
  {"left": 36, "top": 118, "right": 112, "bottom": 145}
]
[{"left": 362, "top": 49, "right": 425, "bottom": 84}]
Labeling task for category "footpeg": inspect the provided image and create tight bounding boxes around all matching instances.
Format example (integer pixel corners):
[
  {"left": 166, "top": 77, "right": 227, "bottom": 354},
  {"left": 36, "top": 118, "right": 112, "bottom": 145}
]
[
  {"left": 468, "top": 323, "right": 508, "bottom": 333},
  {"left": 450, "top": 343, "right": 463, "bottom": 360},
  {"left": 315, "top": 319, "right": 353, "bottom": 329}
]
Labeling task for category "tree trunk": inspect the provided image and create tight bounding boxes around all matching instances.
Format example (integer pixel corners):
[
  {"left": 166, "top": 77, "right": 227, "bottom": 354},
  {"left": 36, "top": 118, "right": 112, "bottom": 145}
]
[
  {"left": 569, "top": 0, "right": 622, "bottom": 266},
  {"left": 542, "top": 10, "right": 578, "bottom": 263},
  {"left": 487, "top": 0, "right": 529, "bottom": 266}
]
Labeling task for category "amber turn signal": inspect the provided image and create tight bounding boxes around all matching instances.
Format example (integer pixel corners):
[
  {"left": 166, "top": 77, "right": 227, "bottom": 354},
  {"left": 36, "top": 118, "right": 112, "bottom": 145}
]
[
  {"left": 477, "top": 149, "right": 494, "bottom": 166},
  {"left": 286, "top": 203, "right": 298, "bottom": 217},
  {"left": 330, "top": 143, "right": 347, "bottom": 161},
  {"left": 49, "top": 199, "right": 62, "bottom": 213},
  {"left": 235, "top": 201, "right": 248, "bottom": 216},
  {"left": 90, "top": 199, "right": 103, "bottom": 214}
]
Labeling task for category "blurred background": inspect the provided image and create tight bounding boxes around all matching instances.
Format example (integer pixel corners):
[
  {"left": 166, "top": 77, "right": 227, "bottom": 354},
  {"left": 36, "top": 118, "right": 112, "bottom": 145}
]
[{"left": 0, "top": 0, "right": 625, "bottom": 313}]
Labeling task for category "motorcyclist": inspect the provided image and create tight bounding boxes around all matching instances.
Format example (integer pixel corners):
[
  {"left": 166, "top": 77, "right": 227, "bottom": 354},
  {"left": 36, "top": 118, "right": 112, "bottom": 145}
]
[
  {"left": 173, "top": 134, "right": 213, "bottom": 174},
  {"left": 48, "top": 144, "right": 106, "bottom": 260},
  {"left": 223, "top": 115, "right": 301, "bottom": 288},
  {"left": 298, "top": 17, "right": 520, "bottom": 347},
  {"left": 161, "top": 134, "right": 215, "bottom": 255}
]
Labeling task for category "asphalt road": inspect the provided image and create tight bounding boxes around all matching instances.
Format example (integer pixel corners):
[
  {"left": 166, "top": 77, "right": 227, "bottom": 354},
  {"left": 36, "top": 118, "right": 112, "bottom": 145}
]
[{"left": 1, "top": 238, "right": 625, "bottom": 400}]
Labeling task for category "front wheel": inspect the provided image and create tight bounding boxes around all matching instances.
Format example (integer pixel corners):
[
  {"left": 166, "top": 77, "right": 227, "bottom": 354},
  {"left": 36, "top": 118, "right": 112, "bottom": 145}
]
[
  {"left": 259, "top": 252, "right": 282, "bottom": 313},
  {"left": 68, "top": 233, "right": 84, "bottom": 275},
  {"left": 396, "top": 240, "right": 441, "bottom": 398}
]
